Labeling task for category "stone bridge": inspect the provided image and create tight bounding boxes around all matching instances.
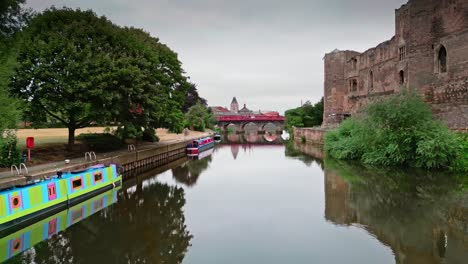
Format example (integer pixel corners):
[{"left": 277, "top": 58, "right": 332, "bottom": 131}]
[{"left": 216, "top": 115, "right": 285, "bottom": 134}]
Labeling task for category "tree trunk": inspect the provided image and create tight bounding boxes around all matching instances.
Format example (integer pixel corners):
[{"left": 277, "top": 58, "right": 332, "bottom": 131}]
[{"left": 68, "top": 126, "right": 76, "bottom": 149}]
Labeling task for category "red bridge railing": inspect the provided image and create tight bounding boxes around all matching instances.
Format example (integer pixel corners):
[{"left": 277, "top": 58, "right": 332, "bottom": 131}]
[{"left": 217, "top": 115, "right": 285, "bottom": 122}]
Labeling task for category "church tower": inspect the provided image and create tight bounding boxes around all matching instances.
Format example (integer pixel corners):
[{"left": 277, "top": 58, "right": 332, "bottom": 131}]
[{"left": 230, "top": 97, "right": 239, "bottom": 113}]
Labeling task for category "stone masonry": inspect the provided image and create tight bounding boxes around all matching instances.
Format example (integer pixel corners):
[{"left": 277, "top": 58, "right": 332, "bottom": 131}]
[{"left": 323, "top": 0, "right": 468, "bottom": 130}]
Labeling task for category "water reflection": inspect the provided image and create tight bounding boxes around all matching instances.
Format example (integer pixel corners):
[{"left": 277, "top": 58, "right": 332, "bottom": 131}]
[
  {"left": 172, "top": 149, "right": 213, "bottom": 187},
  {"left": 323, "top": 160, "right": 467, "bottom": 264},
  {"left": 284, "top": 140, "right": 323, "bottom": 168},
  {"left": 223, "top": 133, "right": 284, "bottom": 144},
  {"left": 3, "top": 139, "right": 466, "bottom": 264},
  {"left": 2, "top": 188, "right": 119, "bottom": 263},
  {"left": 5, "top": 177, "right": 192, "bottom": 263},
  {"left": 286, "top": 141, "right": 467, "bottom": 264}
]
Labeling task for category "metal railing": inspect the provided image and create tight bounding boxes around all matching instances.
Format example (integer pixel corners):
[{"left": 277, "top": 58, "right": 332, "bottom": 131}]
[
  {"left": 11, "top": 163, "right": 28, "bottom": 176},
  {"left": 127, "top": 144, "right": 136, "bottom": 151},
  {"left": 84, "top": 151, "right": 97, "bottom": 161}
]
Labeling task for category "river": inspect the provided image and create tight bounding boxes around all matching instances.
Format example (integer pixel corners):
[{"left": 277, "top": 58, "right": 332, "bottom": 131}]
[{"left": 2, "top": 138, "right": 467, "bottom": 264}]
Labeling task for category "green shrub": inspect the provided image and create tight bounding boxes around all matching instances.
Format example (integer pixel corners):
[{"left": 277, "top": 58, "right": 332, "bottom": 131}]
[
  {"left": 76, "top": 133, "right": 123, "bottom": 152},
  {"left": 142, "top": 128, "right": 159, "bottom": 142},
  {"left": 325, "top": 90, "right": 461, "bottom": 170},
  {"left": 301, "top": 135, "right": 306, "bottom": 144},
  {"left": 450, "top": 133, "right": 468, "bottom": 172},
  {"left": 0, "top": 131, "right": 21, "bottom": 167}
]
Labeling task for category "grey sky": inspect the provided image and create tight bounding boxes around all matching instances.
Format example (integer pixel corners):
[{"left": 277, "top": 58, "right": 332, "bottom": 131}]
[{"left": 26, "top": 0, "right": 407, "bottom": 114}]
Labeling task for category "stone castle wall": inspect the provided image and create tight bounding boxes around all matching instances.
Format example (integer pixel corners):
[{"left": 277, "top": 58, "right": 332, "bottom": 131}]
[{"left": 323, "top": 0, "right": 468, "bottom": 130}]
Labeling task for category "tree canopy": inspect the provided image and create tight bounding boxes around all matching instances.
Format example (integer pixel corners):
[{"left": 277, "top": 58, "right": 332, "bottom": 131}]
[
  {"left": 185, "top": 102, "right": 214, "bottom": 132},
  {"left": 0, "top": 0, "right": 31, "bottom": 38},
  {"left": 10, "top": 8, "right": 193, "bottom": 147},
  {"left": 176, "top": 82, "right": 207, "bottom": 113},
  {"left": 285, "top": 98, "right": 323, "bottom": 132}
]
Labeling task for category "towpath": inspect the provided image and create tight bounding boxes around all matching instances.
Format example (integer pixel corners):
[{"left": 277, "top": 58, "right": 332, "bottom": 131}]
[{"left": 0, "top": 132, "right": 210, "bottom": 182}]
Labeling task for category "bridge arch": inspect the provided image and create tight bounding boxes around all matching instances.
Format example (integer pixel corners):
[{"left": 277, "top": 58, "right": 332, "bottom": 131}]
[
  {"left": 242, "top": 122, "right": 260, "bottom": 134},
  {"left": 225, "top": 123, "right": 240, "bottom": 134},
  {"left": 261, "top": 122, "right": 277, "bottom": 134}
]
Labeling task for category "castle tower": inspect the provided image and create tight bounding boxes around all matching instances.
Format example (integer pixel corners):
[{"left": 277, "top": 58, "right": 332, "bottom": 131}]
[{"left": 230, "top": 97, "right": 239, "bottom": 113}]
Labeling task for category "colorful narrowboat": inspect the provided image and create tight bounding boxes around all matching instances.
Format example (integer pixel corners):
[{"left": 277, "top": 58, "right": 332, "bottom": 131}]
[
  {"left": 0, "top": 187, "right": 119, "bottom": 262},
  {"left": 188, "top": 147, "right": 214, "bottom": 160},
  {"left": 0, "top": 164, "right": 121, "bottom": 232},
  {"left": 186, "top": 137, "right": 215, "bottom": 156}
]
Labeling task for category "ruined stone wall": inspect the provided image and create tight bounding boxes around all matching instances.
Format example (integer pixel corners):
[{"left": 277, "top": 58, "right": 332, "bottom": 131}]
[
  {"left": 293, "top": 127, "right": 328, "bottom": 145},
  {"left": 322, "top": 0, "right": 468, "bottom": 130}
]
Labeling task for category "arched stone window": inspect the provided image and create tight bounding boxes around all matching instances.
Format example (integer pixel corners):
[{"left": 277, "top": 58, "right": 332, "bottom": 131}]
[
  {"left": 350, "top": 79, "right": 358, "bottom": 92},
  {"left": 369, "top": 71, "right": 374, "bottom": 90},
  {"left": 438, "top": 46, "right": 447, "bottom": 73},
  {"left": 351, "top": 58, "right": 357, "bottom": 70},
  {"left": 399, "top": 70, "right": 405, "bottom": 85}
]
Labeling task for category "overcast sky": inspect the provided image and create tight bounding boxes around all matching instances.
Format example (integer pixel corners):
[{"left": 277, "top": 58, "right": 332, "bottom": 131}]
[{"left": 26, "top": 0, "right": 407, "bottom": 114}]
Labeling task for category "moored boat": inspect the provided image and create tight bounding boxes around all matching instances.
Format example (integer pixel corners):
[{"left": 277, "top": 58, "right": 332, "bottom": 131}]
[
  {"left": 186, "top": 137, "right": 215, "bottom": 156},
  {"left": 0, "top": 164, "right": 121, "bottom": 232},
  {"left": 188, "top": 147, "right": 214, "bottom": 160},
  {"left": 0, "top": 187, "right": 120, "bottom": 262}
]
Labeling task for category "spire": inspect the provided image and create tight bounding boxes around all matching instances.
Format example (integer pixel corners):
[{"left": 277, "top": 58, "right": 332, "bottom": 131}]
[{"left": 231, "top": 97, "right": 238, "bottom": 104}]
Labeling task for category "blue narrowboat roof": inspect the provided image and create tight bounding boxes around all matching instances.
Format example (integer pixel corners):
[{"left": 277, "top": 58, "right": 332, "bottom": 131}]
[{"left": 0, "top": 164, "right": 113, "bottom": 195}]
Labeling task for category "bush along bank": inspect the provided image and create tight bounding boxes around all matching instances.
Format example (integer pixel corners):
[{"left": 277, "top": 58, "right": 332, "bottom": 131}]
[{"left": 324, "top": 90, "right": 467, "bottom": 171}]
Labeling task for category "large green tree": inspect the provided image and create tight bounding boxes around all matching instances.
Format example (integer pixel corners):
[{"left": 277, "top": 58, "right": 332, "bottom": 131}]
[
  {"left": 0, "top": 0, "right": 31, "bottom": 128},
  {"left": 0, "top": 0, "right": 31, "bottom": 166},
  {"left": 11, "top": 8, "right": 121, "bottom": 147},
  {"left": 11, "top": 8, "right": 193, "bottom": 147}
]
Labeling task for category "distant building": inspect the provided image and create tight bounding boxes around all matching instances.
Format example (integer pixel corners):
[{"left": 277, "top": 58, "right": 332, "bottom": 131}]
[
  {"left": 230, "top": 97, "right": 239, "bottom": 113},
  {"left": 210, "top": 97, "right": 282, "bottom": 117}
]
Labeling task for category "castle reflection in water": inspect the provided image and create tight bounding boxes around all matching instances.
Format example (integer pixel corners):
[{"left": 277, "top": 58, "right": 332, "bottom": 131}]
[{"left": 290, "top": 141, "right": 467, "bottom": 264}]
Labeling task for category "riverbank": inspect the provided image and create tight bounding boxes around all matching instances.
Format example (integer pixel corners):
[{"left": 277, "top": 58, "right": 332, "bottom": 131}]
[
  {"left": 292, "top": 127, "right": 327, "bottom": 145},
  {"left": 7, "top": 128, "right": 208, "bottom": 168},
  {"left": 0, "top": 130, "right": 211, "bottom": 189}
]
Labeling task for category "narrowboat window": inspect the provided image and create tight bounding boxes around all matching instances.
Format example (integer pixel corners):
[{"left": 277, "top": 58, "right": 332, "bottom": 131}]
[
  {"left": 12, "top": 197, "right": 19, "bottom": 206},
  {"left": 94, "top": 172, "right": 103, "bottom": 182},
  {"left": 72, "top": 179, "right": 82, "bottom": 189}
]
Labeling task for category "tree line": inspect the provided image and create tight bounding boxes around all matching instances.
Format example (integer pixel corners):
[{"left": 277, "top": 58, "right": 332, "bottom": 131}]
[
  {"left": 285, "top": 98, "right": 323, "bottom": 132},
  {"left": 0, "top": 1, "right": 212, "bottom": 165}
]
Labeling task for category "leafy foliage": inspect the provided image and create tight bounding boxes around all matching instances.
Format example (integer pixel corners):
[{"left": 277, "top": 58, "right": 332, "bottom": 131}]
[
  {"left": 185, "top": 102, "right": 213, "bottom": 132},
  {"left": 76, "top": 133, "right": 123, "bottom": 152},
  {"left": 285, "top": 98, "right": 323, "bottom": 132},
  {"left": 0, "top": 131, "right": 21, "bottom": 167},
  {"left": 325, "top": 91, "right": 462, "bottom": 170},
  {"left": 0, "top": 0, "right": 32, "bottom": 38},
  {"left": 450, "top": 133, "right": 468, "bottom": 172},
  {"left": 176, "top": 82, "right": 207, "bottom": 113},
  {"left": 10, "top": 8, "right": 192, "bottom": 145}
]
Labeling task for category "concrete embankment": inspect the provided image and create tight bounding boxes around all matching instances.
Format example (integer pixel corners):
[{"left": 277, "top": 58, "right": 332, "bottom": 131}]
[
  {"left": 293, "top": 127, "right": 328, "bottom": 145},
  {"left": 0, "top": 134, "right": 209, "bottom": 189}
]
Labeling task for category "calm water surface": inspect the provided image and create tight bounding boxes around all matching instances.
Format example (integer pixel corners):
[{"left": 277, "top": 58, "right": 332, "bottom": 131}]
[{"left": 3, "top": 140, "right": 467, "bottom": 264}]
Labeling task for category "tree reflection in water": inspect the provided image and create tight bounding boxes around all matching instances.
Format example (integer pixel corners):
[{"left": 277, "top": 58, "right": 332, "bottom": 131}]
[
  {"left": 172, "top": 155, "right": 213, "bottom": 187},
  {"left": 13, "top": 182, "right": 193, "bottom": 264},
  {"left": 286, "top": 141, "right": 467, "bottom": 264}
]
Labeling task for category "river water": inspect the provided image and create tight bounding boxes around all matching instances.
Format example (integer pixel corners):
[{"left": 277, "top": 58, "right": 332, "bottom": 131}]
[{"left": 2, "top": 138, "right": 467, "bottom": 264}]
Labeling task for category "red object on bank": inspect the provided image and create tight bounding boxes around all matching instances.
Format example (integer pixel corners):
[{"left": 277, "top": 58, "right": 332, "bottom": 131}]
[
  {"left": 26, "top": 137, "right": 35, "bottom": 148},
  {"left": 26, "top": 137, "right": 34, "bottom": 162}
]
